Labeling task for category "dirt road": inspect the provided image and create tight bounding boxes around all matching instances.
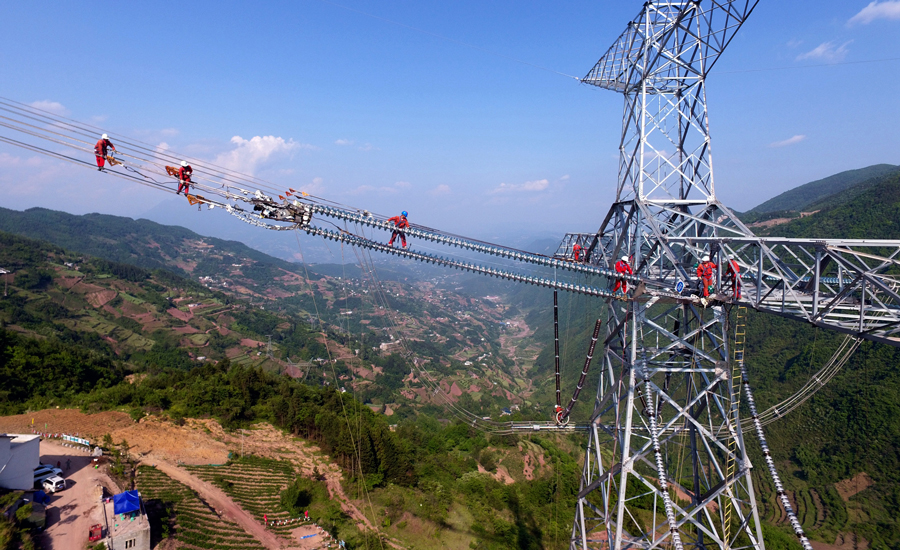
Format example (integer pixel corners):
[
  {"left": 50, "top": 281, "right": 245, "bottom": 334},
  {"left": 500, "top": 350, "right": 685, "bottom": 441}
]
[{"left": 146, "top": 458, "right": 288, "bottom": 550}]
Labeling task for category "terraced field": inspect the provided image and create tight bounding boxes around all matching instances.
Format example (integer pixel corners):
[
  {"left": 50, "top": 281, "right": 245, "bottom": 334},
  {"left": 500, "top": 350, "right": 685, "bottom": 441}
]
[
  {"left": 136, "top": 465, "right": 263, "bottom": 550},
  {"left": 185, "top": 458, "right": 303, "bottom": 541}
]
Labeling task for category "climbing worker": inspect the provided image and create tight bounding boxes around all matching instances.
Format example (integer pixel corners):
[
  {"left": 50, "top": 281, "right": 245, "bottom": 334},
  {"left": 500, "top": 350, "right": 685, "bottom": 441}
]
[
  {"left": 725, "top": 255, "right": 741, "bottom": 299},
  {"left": 572, "top": 243, "right": 583, "bottom": 262},
  {"left": 177, "top": 161, "right": 193, "bottom": 195},
  {"left": 93, "top": 133, "right": 116, "bottom": 171},
  {"left": 387, "top": 210, "right": 409, "bottom": 248},
  {"left": 614, "top": 255, "right": 632, "bottom": 294},
  {"left": 696, "top": 254, "right": 717, "bottom": 299}
]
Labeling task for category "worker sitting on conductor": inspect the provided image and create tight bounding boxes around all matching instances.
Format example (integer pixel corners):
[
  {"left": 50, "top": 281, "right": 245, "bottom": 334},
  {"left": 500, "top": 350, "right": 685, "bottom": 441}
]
[{"left": 613, "top": 256, "right": 632, "bottom": 294}]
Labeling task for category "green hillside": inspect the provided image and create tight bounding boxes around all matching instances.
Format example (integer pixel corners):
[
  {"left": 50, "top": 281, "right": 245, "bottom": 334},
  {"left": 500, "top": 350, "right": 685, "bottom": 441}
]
[
  {"left": 747, "top": 164, "right": 898, "bottom": 216},
  {"left": 756, "top": 169, "right": 900, "bottom": 239},
  {"left": 725, "top": 171, "right": 900, "bottom": 544}
]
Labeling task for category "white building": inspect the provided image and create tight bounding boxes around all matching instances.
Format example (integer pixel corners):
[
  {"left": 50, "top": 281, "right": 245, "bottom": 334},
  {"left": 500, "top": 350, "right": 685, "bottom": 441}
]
[{"left": 0, "top": 434, "right": 40, "bottom": 490}]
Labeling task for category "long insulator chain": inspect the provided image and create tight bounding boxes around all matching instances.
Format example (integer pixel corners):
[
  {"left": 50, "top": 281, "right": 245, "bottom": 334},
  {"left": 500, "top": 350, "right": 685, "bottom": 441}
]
[
  {"left": 741, "top": 362, "right": 814, "bottom": 550},
  {"left": 557, "top": 318, "right": 602, "bottom": 424},
  {"left": 304, "top": 225, "right": 623, "bottom": 299},
  {"left": 640, "top": 350, "right": 684, "bottom": 550},
  {"left": 554, "top": 291, "right": 561, "bottom": 414},
  {"left": 309, "top": 204, "right": 642, "bottom": 284}
]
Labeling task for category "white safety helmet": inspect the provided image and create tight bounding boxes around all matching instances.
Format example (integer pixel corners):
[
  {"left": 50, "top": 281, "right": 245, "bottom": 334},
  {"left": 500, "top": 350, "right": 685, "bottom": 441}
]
[
  {"left": 703, "top": 255, "right": 710, "bottom": 262},
  {"left": 181, "top": 161, "right": 188, "bottom": 167},
  {"left": 101, "top": 133, "right": 108, "bottom": 140},
  {"left": 621, "top": 256, "right": 628, "bottom": 262}
]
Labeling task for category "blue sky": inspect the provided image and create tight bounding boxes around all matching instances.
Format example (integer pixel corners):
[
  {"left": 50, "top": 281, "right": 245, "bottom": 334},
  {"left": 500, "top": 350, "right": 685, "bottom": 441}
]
[{"left": 1, "top": 1, "right": 898, "bottom": 246}]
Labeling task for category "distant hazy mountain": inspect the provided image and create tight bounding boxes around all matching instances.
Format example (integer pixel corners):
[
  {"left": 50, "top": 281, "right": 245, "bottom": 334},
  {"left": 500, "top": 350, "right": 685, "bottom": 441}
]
[{"left": 747, "top": 163, "right": 898, "bottom": 215}]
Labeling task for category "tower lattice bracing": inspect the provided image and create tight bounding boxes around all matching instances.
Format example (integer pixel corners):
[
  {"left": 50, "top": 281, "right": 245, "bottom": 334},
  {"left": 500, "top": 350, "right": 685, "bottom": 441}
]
[{"left": 573, "top": 2, "right": 768, "bottom": 549}]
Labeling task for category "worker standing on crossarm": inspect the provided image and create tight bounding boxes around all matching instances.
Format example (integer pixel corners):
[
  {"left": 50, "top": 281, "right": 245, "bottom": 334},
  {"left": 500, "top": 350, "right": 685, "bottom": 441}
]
[
  {"left": 725, "top": 255, "right": 741, "bottom": 299},
  {"left": 177, "top": 161, "right": 193, "bottom": 195},
  {"left": 572, "top": 243, "right": 583, "bottom": 262},
  {"left": 388, "top": 211, "right": 409, "bottom": 248},
  {"left": 93, "top": 134, "right": 115, "bottom": 171},
  {"left": 614, "top": 255, "right": 632, "bottom": 294},
  {"left": 696, "top": 255, "right": 717, "bottom": 298}
]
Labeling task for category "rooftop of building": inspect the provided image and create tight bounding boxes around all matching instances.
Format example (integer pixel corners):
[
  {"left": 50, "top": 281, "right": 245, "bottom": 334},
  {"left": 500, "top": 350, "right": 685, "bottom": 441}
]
[{"left": 102, "top": 495, "right": 149, "bottom": 539}]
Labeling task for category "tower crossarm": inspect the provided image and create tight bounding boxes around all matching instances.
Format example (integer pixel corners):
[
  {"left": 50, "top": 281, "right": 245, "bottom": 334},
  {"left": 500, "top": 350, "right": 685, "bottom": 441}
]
[
  {"left": 582, "top": 1, "right": 760, "bottom": 93},
  {"left": 662, "top": 236, "right": 900, "bottom": 346}
]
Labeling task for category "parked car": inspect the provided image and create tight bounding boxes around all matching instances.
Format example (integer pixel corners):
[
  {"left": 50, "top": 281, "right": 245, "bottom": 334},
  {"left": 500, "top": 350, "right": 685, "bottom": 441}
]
[
  {"left": 39, "top": 463, "right": 64, "bottom": 476},
  {"left": 42, "top": 475, "right": 66, "bottom": 493}
]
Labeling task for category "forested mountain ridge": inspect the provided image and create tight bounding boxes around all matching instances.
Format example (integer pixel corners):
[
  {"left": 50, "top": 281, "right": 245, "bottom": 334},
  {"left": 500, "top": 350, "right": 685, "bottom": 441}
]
[
  {"left": 730, "top": 169, "right": 900, "bottom": 545},
  {"left": 755, "top": 169, "right": 900, "bottom": 239},
  {"left": 744, "top": 163, "right": 898, "bottom": 219}
]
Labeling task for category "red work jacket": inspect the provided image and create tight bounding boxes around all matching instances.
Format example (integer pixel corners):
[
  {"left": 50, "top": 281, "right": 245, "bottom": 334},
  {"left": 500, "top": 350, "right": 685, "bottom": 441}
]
[
  {"left": 94, "top": 138, "right": 115, "bottom": 156},
  {"left": 388, "top": 215, "right": 409, "bottom": 229},
  {"left": 725, "top": 260, "right": 740, "bottom": 278},
  {"left": 615, "top": 260, "right": 632, "bottom": 275},
  {"left": 697, "top": 261, "right": 716, "bottom": 279},
  {"left": 179, "top": 165, "right": 193, "bottom": 182}
]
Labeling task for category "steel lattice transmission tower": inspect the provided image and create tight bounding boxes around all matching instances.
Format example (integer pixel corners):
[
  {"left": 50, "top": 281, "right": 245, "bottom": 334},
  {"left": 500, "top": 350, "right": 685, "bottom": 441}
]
[{"left": 573, "top": 2, "right": 767, "bottom": 549}]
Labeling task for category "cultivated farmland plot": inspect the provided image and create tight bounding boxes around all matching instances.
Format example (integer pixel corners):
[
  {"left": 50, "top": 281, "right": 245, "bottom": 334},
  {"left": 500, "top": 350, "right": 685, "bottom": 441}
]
[
  {"left": 136, "top": 466, "right": 264, "bottom": 550},
  {"left": 184, "top": 457, "right": 301, "bottom": 540}
]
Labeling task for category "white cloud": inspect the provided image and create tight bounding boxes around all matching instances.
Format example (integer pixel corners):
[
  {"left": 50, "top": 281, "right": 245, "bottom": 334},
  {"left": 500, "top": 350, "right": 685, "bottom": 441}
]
[
  {"left": 849, "top": 1, "right": 900, "bottom": 24},
  {"left": 786, "top": 38, "right": 803, "bottom": 48},
  {"left": 214, "top": 135, "right": 314, "bottom": 174},
  {"left": 0, "top": 152, "right": 43, "bottom": 168},
  {"left": 358, "top": 143, "right": 378, "bottom": 152},
  {"left": 769, "top": 135, "right": 807, "bottom": 148},
  {"left": 335, "top": 139, "right": 353, "bottom": 146},
  {"left": 431, "top": 184, "right": 451, "bottom": 196},
  {"left": 395, "top": 181, "right": 411, "bottom": 188},
  {"left": 490, "top": 178, "right": 550, "bottom": 194},
  {"left": 29, "top": 100, "right": 67, "bottom": 115},
  {"left": 796, "top": 41, "right": 852, "bottom": 62}
]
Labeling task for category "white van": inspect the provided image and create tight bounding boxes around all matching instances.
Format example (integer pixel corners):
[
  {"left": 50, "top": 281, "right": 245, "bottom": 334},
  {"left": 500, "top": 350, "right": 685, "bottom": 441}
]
[{"left": 42, "top": 476, "right": 66, "bottom": 493}]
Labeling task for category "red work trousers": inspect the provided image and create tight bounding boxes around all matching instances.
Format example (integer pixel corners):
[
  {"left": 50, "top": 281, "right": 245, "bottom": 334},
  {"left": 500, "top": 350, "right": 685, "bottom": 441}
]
[
  {"left": 178, "top": 180, "right": 191, "bottom": 194},
  {"left": 614, "top": 279, "right": 628, "bottom": 293},
  {"left": 389, "top": 231, "right": 406, "bottom": 247},
  {"left": 95, "top": 155, "right": 106, "bottom": 168},
  {"left": 701, "top": 277, "right": 714, "bottom": 297},
  {"left": 727, "top": 276, "right": 741, "bottom": 298}
]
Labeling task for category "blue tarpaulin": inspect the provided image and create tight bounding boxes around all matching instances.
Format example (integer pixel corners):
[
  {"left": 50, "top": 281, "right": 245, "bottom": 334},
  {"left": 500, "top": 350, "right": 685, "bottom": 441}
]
[
  {"left": 33, "top": 490, "right": 49, "bottom": 504},
  {"left": 113, "top": 491, "right": 141, "bottom": 515}
]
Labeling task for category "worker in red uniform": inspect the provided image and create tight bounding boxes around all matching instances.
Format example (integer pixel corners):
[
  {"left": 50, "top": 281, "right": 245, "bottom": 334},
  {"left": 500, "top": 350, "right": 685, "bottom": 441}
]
[
  {"left": 387, "top": 211, "right": 409, "bottom": 248},
  {"left": 725, "top": 255, "right": 741, "bottom": 299},
  {"left": 696, "top": 255, "right": 717, "bottom": 298},
  {"left": 93, "top": 133, "right": 115, "bottom": 170},
  {"left": 572, "top": 243, "right": 583, "bottom": 262},
  {"left": 177, "top": 161, "right": 193, "bottom": 195},
  {"left": 614, "top": 255, "right": 632, "bottom": 294}
]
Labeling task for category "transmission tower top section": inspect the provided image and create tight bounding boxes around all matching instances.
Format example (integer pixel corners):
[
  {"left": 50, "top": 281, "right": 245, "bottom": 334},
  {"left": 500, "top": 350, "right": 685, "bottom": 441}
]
[
  {"left": 582, "top": 1, "right": 760, "bottom": 203},
  {"left": 583, "top": 1, "right": 759, "bottom": 93}
]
